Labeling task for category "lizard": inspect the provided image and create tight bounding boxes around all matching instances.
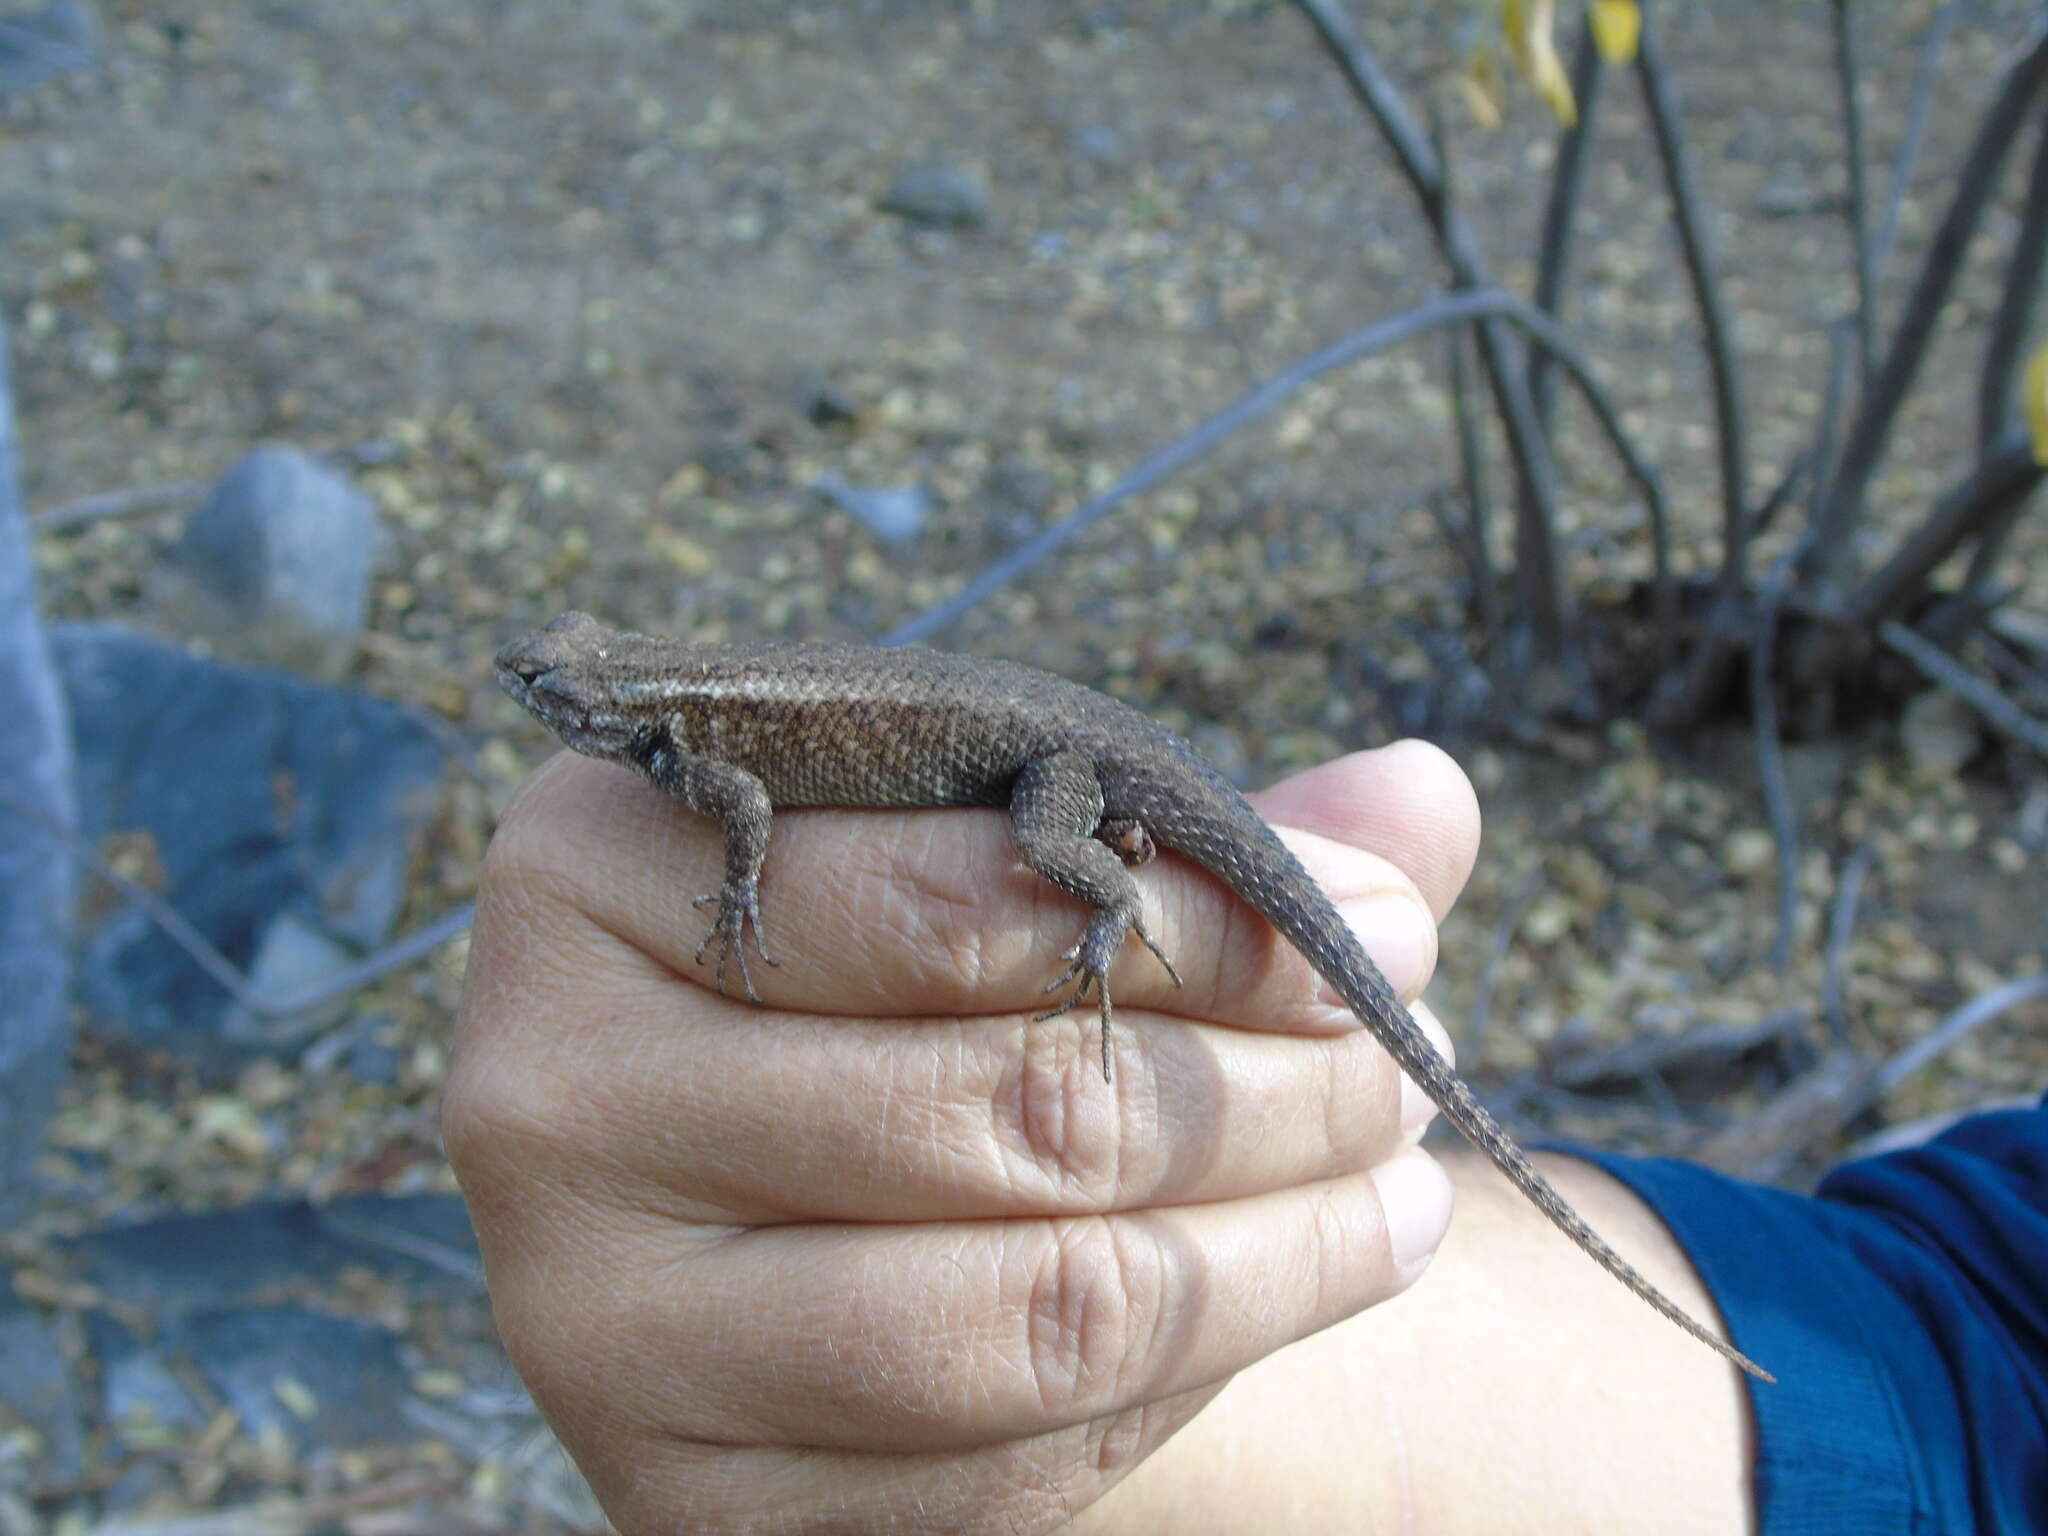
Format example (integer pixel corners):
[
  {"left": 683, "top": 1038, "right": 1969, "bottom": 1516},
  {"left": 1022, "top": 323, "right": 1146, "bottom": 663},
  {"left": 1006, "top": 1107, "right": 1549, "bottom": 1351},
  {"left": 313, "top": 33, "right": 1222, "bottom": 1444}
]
[{"left": 494, "top": 610, "right": 1773, "bottom": 1383}]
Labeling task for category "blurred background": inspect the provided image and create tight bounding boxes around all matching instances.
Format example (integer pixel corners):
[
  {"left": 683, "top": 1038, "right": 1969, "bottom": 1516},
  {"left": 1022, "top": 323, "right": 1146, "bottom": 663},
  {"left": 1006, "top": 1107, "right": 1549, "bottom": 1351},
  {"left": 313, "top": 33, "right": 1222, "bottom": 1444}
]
[{"left": 3, "top": 2, "right": 2045, "bottom": 1529}]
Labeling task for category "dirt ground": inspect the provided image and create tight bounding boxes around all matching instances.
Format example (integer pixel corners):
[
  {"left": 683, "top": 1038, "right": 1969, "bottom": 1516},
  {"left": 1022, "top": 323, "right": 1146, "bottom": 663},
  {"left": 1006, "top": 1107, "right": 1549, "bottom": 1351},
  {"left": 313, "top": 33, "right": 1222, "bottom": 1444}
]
[
  {"left": 20, "top": 0, "right": 2048, "bottom": 1139},
  {"left": 9, "top": 0, "right": 2048, "bottom": 1514}
]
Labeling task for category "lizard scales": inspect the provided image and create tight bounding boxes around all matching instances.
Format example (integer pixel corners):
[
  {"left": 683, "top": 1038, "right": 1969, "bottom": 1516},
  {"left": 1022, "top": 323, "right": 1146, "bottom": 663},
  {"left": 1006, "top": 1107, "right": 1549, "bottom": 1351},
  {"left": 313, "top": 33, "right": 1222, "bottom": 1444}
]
[{"left": 496, "top": 611, "right": 1772, "bottom": 1383}]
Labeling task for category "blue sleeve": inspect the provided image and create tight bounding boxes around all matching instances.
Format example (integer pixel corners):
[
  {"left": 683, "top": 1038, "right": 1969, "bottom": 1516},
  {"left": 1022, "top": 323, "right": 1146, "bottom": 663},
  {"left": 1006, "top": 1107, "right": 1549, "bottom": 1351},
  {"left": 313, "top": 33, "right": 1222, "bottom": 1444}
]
[{"left": 1568, "top": 1093, "right": 2048, "bottom": 1535}]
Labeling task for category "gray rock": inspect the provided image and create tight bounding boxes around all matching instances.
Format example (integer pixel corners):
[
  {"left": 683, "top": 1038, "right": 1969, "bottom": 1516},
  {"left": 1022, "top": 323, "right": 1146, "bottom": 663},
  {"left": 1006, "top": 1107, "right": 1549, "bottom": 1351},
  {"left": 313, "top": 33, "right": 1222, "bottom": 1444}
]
[
  {"left": 0, "top": 1, "right": 94, "bottom": 100},
  {"left": 879, "top": 163, "right": 987, "bottom": 227},
  {"left": 67, "top": 1194, "right": 482, "bottom": 1314},
  {"left": 165, "top": 445, "right": 384, "bottom": 675},
  {"left": 812, "top": 471, "right": 930, "bottom": 543},
  {"left": 1900, "top": 689, "right": 1981, "bottom": 776},
  {"left": 55, "top": 624, "right": 446, "bottom": 1071},
  {"left": 92, "top": 1310, "right": 206, "bottom": 1434},
  {"left": 98, "top": 1306, "right": 409, "bottom": 1451},
  {"left": 0, "top": 311, "right": 75, "bottom": 1224},
  {"left": 1072, "top": 125, "right": 1122, "bottom": 163},
  {"left": 0, "top": 1293, "right": 84, "bottom": 1483}
]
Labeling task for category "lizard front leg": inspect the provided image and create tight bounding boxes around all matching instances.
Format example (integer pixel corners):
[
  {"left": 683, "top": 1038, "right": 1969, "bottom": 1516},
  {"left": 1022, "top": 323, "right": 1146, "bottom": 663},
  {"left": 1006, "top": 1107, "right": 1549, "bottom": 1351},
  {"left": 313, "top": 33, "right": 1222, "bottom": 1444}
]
[
  {"left": 635, "top": 736, "right": 779, "bottom": 1001},
  {"left": 1010, "top": 751, "right": 1181, "bottom": 1080}
]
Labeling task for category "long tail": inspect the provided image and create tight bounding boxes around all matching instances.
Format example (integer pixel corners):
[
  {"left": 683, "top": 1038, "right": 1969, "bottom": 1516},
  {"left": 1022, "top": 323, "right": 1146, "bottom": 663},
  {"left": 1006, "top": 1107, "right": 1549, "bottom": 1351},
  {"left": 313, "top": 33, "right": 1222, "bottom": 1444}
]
[{"left": 1146, "top": 773, "right": 1774, "bottom": 1383}]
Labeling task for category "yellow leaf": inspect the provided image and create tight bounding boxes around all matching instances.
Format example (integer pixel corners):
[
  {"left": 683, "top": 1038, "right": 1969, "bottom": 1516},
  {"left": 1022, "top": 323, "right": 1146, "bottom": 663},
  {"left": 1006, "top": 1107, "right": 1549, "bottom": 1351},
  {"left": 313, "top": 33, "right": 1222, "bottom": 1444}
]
[
  {"left": 1456, "top": 41, "right": 1505, "bottom": 130},
  {"left": 2026, "top": 344, "right": 2048, "bottom": 464},
  {"left": 1590, "top": 0, "right": 1641, "bottom": 65},
  {"left": 1503, "top": 0, "right": 1577, "bottom": 125}
]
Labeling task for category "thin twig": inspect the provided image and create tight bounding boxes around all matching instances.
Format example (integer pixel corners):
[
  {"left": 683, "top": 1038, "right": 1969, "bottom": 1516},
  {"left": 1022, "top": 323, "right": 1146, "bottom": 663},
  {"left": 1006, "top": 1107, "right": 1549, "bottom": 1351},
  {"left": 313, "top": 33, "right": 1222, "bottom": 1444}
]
[
  {"left": 1869, "top": 972, "right": 2048, "bottom": 1097},
  {"left": 1746, "top": 451, "right": 1812, "bottom": 544},
  {"left": 1693, "top": 1048, "right": 1870, "bottom": 1181},
  {"left": 1803, "top": 316, "right": 1858, "bottom": 528},
  {"left": 1528, "top": 15, "right": 1608, "bottom": 435},
  {"left": 1976, "top": 103, "right": 2048, "bottom": 453},
  {"left": 1821, "top": 839, "right": 1875, "bottom": 1044},
  {"left": 1637, "top": 1, "right": 1750, "bottom": 587},
  {"left": 1810, "top": 15, "right": 2048, "bottom": 587},
  {"left": 1548, "top": 1010, "right": 1805, "bottom": 1096},
  {"left": 0, "top": 785, "right": 473, "bottom": 1020},
  {"left": 1872, "top": 3, "right": 1960, "bottom": 280},
  {"left": 1879, "top": 619, "right": 2048, "bottom": 758},
  {"left": 80, "top": 1471, "right": 470, "bottom": 1536},
  {"left": 1833, "top": 0, "right": 1877, "bottom": 388},
  {"left": 1290, "top": 0, "right": 1571, "bottom": 649},
  {"left": 1750, "top": 543, "right": 1805, "bottom": 972},
  {"left": 1465, "top": 870, "right": 1546, "bottom": 1061},
  {"left": 1447, "top": 327, "right": 1504, "bottom": 650},
  {"left": 32, "top": 441, "right": 400, "bottom": 532},
  {"left": 1430, "top": 99, "right": 1503, "bottom": 653},
  {"left": 32, "top": 479, "right": 208, "bottom": 531},
  {"left": 885, "top": 288, "right": 1666, "bottom": 648},
  {"left": 1720, "top": 971, "right": 2048, "bottom": 1181},
  {"left": 1842, "top": 426, "right": 2045, "bottom": 634}
]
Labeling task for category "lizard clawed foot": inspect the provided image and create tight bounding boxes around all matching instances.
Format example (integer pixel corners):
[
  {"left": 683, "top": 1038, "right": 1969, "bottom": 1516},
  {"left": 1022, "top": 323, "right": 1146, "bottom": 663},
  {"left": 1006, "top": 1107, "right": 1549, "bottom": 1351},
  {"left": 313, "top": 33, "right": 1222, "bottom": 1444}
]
[
  {"left": 691, "top": 881, "right": 779, "bottom": 1002},
  {"left": 1033, "top": 910, "right": 1182, "bottom": 1081}
]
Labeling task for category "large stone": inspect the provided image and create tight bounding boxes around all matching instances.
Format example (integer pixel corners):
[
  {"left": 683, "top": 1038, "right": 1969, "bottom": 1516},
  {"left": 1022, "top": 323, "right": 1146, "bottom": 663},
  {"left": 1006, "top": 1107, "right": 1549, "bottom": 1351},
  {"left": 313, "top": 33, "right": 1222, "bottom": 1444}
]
[
  {"left": 66, "top": 1194, "right": 481, "bottom": 1313},
  {"left": 165, "top": 445, "right": 384, "bottom": 675},
  {"left": 0, "top": 314, "right": 75, "bottom": 1223},
  {"left": 879, "top": 162, "right": 988, "bottom": 227},
  {"left": 55, "top": 625, "right": 445, "bottom": 1070},
  {"left": 0, "top": 1, "right": 94, "bottom": 100},
  {"left": 96, "top": 1306, "right": 410, "bottom": 1451},
  {"left": 0, "top": 1291, "right": 84, "bottom": 1484}
]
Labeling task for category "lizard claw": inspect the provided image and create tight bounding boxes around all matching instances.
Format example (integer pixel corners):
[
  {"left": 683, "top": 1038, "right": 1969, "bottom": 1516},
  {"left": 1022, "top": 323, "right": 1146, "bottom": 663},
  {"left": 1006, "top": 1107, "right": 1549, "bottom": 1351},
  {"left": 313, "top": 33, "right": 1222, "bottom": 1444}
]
[
  {"left": 1032, "top": 911, "right": 1182, "bottom": 1082},
  {"left": 1033, "top": 946, "right": 1115, "bottom": 1082},
  {"left": 692, "top": 882, "right": 778, "bottom": 1003}
]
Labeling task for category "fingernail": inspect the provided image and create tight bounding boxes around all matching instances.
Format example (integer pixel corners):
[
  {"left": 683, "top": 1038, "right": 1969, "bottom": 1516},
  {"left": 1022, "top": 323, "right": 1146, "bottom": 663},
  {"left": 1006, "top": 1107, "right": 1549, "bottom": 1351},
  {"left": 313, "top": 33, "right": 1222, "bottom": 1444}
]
[
  {"left": 1335, "top": 895, "right": 1433, "bottom": 1000},
  {"left": 1368, "top": 1149, "right": 1455, "bottom": 1282}
]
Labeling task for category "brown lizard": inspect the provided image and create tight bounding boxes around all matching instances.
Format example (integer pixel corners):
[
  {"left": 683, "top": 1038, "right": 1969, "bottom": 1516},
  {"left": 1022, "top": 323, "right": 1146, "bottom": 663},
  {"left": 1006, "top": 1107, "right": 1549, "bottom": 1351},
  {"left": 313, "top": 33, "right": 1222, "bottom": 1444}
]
[{"left": 495, "top": 610, "right": 1773, "bottom": 1382}]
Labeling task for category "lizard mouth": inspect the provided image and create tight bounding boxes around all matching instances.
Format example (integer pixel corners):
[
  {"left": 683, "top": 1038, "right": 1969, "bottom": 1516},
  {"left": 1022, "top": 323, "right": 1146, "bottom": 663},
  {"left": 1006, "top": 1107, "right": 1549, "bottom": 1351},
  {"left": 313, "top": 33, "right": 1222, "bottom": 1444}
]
[{"left": 495, "top": 662, "right": 633, "bottom": 758}]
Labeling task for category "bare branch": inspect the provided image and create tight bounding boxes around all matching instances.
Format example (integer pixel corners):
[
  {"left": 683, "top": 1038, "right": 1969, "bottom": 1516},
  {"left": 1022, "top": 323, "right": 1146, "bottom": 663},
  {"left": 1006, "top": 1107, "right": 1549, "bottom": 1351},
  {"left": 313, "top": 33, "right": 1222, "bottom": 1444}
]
[
  {"left": 1822, "top": 839, "right": 1875, "bottom": 1045},
  {"left": 1843, "top": 426, "right": 2045, "bottom": 632},
  {"left": 1465, "top": 869, "right": 1545, "bottom": 1061},
  {"left": 1289, "top": 0, "right": 1443, "bottom": 205},
  {"left": 1750, "top": 545, "right": 1806, "bottom": 974},
  {"left": 1714, "top": 971, "right": 2048, "bottom": 1178},
  {"left": 1870, "top": 972, "right": 2048, "bottom": 1098},
  {"left": 0, "top": 783, "right": 473, "bottom": 1022},
  {"left": 1448, "top": 327, "right": 1504, "bottom": 650},
  {"left": 1637, "top": 1, "right": 1749, "bottom": 590},
  {"left": 1879, "top": 619, "right": 2048, "bottom": 759},
  {"left": 1810, "top": 17, "right": 2048, "bottom": 586},
  {"left": 1290, "top": 0, "right": 1571, "bottom": 651},
  {"left": 1977, "top": 105, "right": 2048, "bottom": 454},
  {"left": 1804, "top": 316, "right": 1859, "bottom": 523},
  {"left": 1833, "top": 0, "right": 1877, "bottom": 387},
  {"left": 1528, "top": 16, "right": 1609, "bottom": 434},
  {"left": 885, "top": 289, "right": 1668, "bottom": 649},
  {"left": 33, "top": 442, "right": 400, "bottom": 533},
  {"left": 1873, "top": 3, "right": 1961, "bottom": 280},
  {"left": 1429, "top": 98, "right": 1503, "bottom": 652},
  {"left": 33, "top": 479, "right": 208, "bottom": 531}
]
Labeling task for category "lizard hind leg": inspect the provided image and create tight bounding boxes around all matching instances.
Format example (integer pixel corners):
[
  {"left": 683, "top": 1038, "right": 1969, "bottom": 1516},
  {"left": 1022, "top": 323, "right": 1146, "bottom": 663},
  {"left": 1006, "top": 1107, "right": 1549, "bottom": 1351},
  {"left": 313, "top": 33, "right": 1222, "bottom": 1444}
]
[{"left": 1011, "top": 752, "right": 1183, "bottom": 1080}]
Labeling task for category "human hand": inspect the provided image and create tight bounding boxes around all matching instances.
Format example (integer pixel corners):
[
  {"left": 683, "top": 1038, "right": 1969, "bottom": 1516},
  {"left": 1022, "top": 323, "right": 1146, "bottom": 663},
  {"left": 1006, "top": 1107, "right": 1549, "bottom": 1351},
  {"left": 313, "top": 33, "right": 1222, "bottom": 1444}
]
[{"left": 445, "top": 741, "right": 1478, "bottom": 1533}]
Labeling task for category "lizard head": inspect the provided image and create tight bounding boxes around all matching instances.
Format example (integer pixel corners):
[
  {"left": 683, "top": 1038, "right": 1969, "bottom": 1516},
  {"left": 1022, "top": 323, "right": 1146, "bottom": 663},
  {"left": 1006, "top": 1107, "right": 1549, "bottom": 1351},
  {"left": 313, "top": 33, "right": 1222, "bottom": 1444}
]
[{"left": 494, "top": 611, "right": 647, "bottom": 761}]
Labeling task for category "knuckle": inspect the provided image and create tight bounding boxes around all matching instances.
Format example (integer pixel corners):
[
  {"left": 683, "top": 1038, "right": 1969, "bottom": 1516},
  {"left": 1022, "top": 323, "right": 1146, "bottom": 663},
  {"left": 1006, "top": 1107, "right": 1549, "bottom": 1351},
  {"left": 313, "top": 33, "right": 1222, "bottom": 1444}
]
[
  {"left": 439, "top": 1042, "right": 586, "bottom": 1195},
  {"left": 995, "top": 1029, "right": 1129, "bottom": 1204},
  {"left": 1021, "top": 1218, "right": 1175, "bottom": 1418}
]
